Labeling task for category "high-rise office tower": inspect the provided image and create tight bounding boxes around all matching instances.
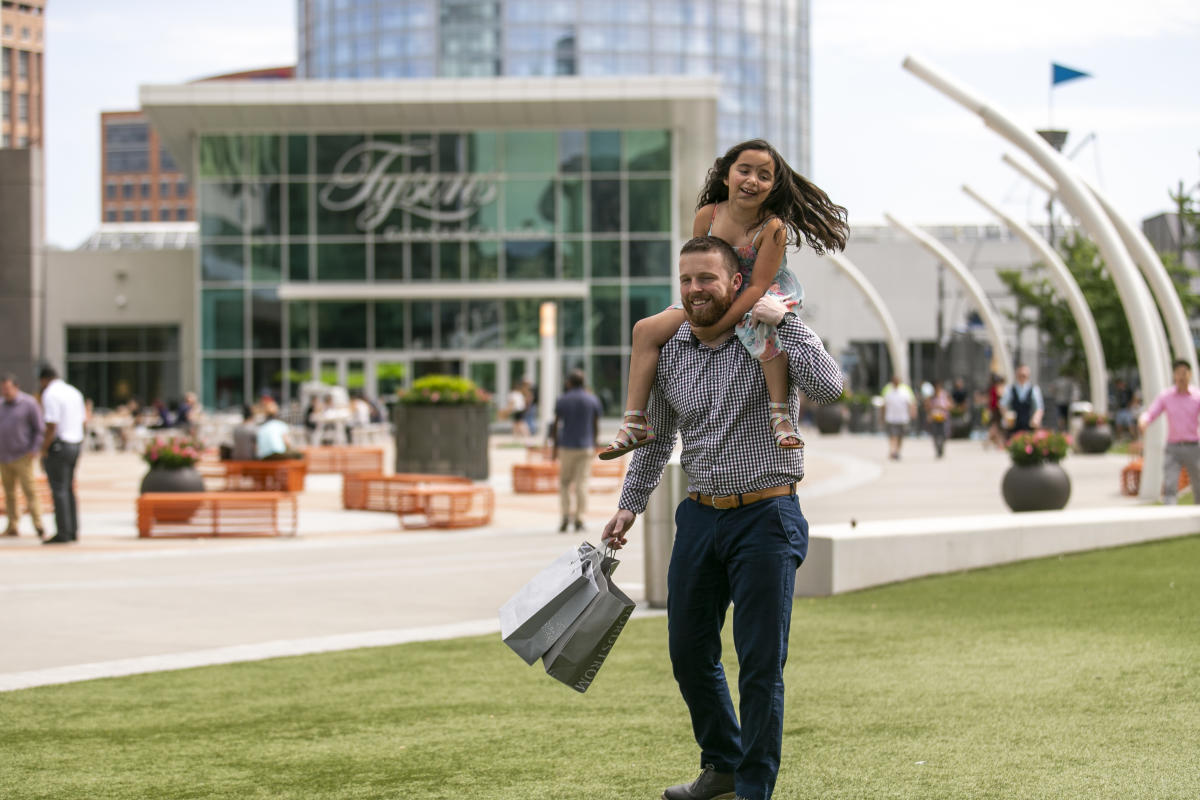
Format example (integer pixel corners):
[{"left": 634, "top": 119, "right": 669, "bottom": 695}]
[
  {"left": 296, "top": 0, "right": 811, "bottom": 172},
  {"left": 1, "top": 0, "right": 45, "bottom": 149}
]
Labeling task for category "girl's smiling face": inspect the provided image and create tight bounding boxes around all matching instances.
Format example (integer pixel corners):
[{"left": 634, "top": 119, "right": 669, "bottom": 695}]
[{"left": 723, "top": 149, "right": 776, "bottom": 210}]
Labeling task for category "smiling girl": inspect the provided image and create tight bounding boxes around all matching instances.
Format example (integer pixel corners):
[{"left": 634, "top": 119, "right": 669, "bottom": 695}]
[{"left": 599, "top": 139, "right": 848, "bottom": 459}]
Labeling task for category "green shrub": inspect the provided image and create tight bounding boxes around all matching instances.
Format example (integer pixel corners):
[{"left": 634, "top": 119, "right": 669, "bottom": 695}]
[{"left": 398, "top": 374, "right": 490, "bottom": 406}]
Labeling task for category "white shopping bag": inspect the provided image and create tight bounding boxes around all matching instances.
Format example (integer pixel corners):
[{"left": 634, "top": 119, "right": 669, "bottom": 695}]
[{"left": 499, "top": 542, "right": 603, "bottom": 665}]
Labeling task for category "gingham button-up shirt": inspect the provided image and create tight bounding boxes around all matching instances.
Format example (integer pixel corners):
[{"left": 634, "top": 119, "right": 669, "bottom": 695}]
[{"left": 618, "top": 315, "right": 844, "bottom": 514}]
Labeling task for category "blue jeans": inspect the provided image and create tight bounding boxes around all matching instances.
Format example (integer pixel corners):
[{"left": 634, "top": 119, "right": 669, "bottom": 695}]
[
  {"left": 42, "top": 441, "right": 80, "bottom": 540},
  {"left": 667, "top": 494, "right": 809, "bottom": 800}
]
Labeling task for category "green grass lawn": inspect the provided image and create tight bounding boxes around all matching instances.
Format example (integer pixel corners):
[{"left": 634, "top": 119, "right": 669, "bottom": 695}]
[{"left": 3, "top": 536, "right": 1199, "bottom": 800}]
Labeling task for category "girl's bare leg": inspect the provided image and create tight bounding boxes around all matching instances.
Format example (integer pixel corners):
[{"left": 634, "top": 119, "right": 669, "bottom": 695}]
[
  {"left": 762, "top": 354, "right": 801, "bottom": 447},
  {"left": 602, "top": 308, "right": 687, "bottom": 454}
]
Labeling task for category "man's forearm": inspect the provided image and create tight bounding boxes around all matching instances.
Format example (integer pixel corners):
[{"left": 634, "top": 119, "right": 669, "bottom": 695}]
[{"left": 41, "top": 422, "right": 57, "bottom": 456}]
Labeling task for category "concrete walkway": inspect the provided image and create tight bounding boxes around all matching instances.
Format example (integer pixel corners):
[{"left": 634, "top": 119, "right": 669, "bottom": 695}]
[{"left": 0, "top": 428, "right": 1147, "bottom": 690}]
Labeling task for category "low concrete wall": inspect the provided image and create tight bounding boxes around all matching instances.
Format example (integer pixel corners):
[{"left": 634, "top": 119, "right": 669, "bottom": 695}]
[{"left": 795, "top": 506, "right": 1200, "bottom": 596}]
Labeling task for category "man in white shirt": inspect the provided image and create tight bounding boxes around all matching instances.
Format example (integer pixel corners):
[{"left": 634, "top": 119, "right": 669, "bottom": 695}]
[
  {"left": 880, "top": 374, "right": 917, "bottom": 461},
  {"left": 38, "top": 366, "right": 87, "bottom": 544}
]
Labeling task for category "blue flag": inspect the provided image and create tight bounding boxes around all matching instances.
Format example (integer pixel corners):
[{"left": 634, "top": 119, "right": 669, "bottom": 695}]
[{"left": 1052, "top": 62, "right": 1091, "bottom": 86}]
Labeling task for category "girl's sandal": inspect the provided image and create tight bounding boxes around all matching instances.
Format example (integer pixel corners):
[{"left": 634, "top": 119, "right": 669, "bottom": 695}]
[
  {"left": 598, "top": 409, "right": 657, "bottom": 460},
  {"left": 769, "top": 401, "right": 804, "bottom": 450}
]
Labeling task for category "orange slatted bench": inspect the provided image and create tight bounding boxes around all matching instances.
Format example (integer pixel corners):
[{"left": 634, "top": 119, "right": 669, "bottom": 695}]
[
  {"left": 1121, "top": 457, "right": 1190, "bottom": 497},
  {"left": 137, "top": 492, "right": 298, "bottom": 538},
  {"left": 222, "top": 459, "right": 308, "bottom": 493},
  {"left": 513, "top": 449, "right": 625, "bottom": 494},
  {"left": 398, "top": 485, "right": 495, "bottom": 529},
  {"left": 342, "top": 472, "right": 472, "bottom": 511},
  {"left": 301, "top": 446, "right": 386, "bottom": 475}
]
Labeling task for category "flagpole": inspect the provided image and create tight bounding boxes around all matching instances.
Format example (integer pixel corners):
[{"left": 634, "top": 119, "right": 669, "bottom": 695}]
[{"left": 1048, "top": 65, "right": 1054, "bottom": 128}]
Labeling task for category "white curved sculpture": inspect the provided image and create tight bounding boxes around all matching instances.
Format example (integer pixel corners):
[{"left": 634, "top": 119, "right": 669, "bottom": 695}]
[
  {"left": 884, "top": 213, "right": 1015, "bottom": 387},
  {"left": 903, "top": 54, "right": 1166, "bottom": 500},
  {"left": 825, "top": 252, "right": 909, "bottom": 383},
  {"left": 962, "top": 185, "right": 1108, "bottom": 414},
  {"left": 1001, "top": 153, "right": 1195, "bottom": 375}
]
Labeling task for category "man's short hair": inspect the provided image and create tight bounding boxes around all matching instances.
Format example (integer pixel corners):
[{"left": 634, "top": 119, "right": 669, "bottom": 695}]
[
  {"left": 680, "top": 236, "right": 740, "bottom": 277},
  {"left": 1, "top": 373, "right": 17, "bottom": 386},
  {"left": 38, "top": 365, "right": 58, "bottom": 381},
  {"left": 566, "top": 369, "right": 586, "bottom": 389},
  {"left": 1173, "top": 359, "right": 1191, "bottom": 371}
]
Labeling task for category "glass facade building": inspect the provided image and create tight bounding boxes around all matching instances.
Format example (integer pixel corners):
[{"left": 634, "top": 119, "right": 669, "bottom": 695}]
[
  {"left": 195, "top": 127, "right": 675, "bottom": 411},
  {"left": 297, "top": 0, "right": 811, "bottom": 172}
]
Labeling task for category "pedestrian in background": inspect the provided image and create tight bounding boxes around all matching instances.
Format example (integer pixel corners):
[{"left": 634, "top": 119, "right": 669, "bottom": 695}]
[
  {"left": 880, "top": 374, "right": 916, "bottom": 461},
  {"left": 38, "top": 366, "right": 87, "bottom": 544},
  {"left": 925, "top": 379, "right": 951, "bottom": 458},
  {"left": 0, "top": 374, "right": 46, "bottom": 538},
  {"left": 231, "top": 405, "right": 259, "bottom": 461},
  {"left": 550, "top": 369, "right": 602, "bottom": 533},
  {"left": 986, "top": 373, "right": 1006, "bottom": 448},
  {"left": 1138, "top": 359, "right": 1200, "bottom": 505},
  {"left": 1000, "top": 364, "right": 1044, "bottom": 434}
]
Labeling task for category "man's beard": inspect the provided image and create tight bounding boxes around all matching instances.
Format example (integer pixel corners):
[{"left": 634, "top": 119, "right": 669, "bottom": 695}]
[{"left": 683, "top": 290, "right": 734, "bottom": 328}]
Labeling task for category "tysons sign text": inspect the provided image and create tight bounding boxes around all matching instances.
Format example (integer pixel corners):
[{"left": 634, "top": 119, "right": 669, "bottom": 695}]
[{"left": 318, "top": 141, "right": 499, "bottom": 232}]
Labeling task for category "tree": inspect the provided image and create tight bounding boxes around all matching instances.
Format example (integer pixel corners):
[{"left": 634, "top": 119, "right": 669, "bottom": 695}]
[{"left": 998, "top": 225, "right": 1200, "bottom": 383}]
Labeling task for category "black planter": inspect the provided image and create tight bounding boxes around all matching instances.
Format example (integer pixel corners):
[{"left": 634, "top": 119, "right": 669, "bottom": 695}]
[
  {"left": 140, "top": 465, "right": 205, "bottom": 494},
  {"left": 948, "top": 415, "right": 972, "bottom": 439},
  {"left": 1001, "top": 462, "right": 1071, "bottom": 512},
  {"left": 1076, "top": 424, "right": 1113, "bottom": 454},
  {"left": 140, "top": 465, "right": 205, "bottom": 522},
  {"left": 813, "top": 403, "right": 846, "bottom": 435},
  {"left": 394, "top": 403, "right": 490, "bottom": 480},
  {"left": 847, "top": 403, "right": 876, "bottom": 433}
]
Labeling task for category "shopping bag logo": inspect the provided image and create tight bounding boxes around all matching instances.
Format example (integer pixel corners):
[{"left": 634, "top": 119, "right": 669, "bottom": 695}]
[{"left": 571, "top": 601, "right": 634, "bottom": 692}]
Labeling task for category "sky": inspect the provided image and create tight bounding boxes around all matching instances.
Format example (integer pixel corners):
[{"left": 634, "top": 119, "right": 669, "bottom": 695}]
[{"left": 43, "top": 0, "right": 1200, "bottom": 249}]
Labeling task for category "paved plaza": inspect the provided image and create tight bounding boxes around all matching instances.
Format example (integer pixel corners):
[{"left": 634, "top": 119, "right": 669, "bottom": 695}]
[{"left": 0, "top": 427, "right": 1146, "bottom": 691}]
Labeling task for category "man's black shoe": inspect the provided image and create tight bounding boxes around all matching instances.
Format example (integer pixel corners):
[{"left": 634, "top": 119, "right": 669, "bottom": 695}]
[
  {"left": 558, "top": 518, "right": 569, "bottom": 533},
  {"left": 662, "top": 764, "right": 735, "bottom": 800},
  {"left": 573, "top": 519, "right": 584, "bottom": 532},
  {"left": 43, "top": 535, "right": 73, "bottom": 545}
]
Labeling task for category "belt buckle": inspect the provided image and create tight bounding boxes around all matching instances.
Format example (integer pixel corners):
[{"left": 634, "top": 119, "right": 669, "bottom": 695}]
[{"left": 712, "top": 494, "right": 739, "bottom": 510}]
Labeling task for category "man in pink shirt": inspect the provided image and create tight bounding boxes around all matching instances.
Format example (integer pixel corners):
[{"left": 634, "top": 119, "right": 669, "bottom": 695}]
[{"left": 1139, "top": 359, "right": 1200, "bottom": 504}]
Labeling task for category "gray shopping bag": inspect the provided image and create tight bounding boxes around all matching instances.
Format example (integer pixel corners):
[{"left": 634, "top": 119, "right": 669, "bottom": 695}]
[
  {"left": 500, "top": 542, "right": 603, "bottom": 665},
  {"left": 542, "top": 553, "right": 636, "bottom": 693}
]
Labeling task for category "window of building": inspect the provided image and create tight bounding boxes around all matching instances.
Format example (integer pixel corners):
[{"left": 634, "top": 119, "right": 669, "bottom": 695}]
[
  {"left": 1, "top": 133, "right": 9, "bottom": 147},
  {"left": 122, "top": 182, "right": 133, "bottom": 199},
  {"left": 105, "top": 121, "right": 151, "bottom": 173},
  {"left": 17, "top": 49, "right": 28, "bottom": 78},
  {"left": 65, "top": 325, "right": 182, "bottom": 409},
  {"left": 105, "top": 210, "right": 117, "bottom": 222},
  {"left": 17, "top": 92, "right": 27, "bottom": 122},
  {"left": 2, "top": 24, "right": 11, "bottom": 37},
  {"left": 159, "top": 146, "right": 177, "bottom": 171},
  {"left": 140, "top": 208, "right": 151, "bottom": 222},
  {"left": 140, "top": 181, "right": 151, "bottom": 198},
  {"left": 122, "top": 209, "right": 134, "bottom": 222},
  {"left": 175, "top": 179, "right": 188, "bottom": 197},
  {"left": 104, "top": 182, "right": 116, "bottom": 199},
  {"left": 20, "top": 26, "right": 30, "bottom": 41},
  {"left": 159, "top": 180, "right": 170, "bottom": 198},
  {"left": 0, "top": 47, "right": 8, "bottom": 77},
  {"left": 176, "top": 207, "right": 189, "bottom": 221},
  {"left": 159, "top": 207, "right": 171, "bottom": 221},
  {"left": 1, "top": 92, "right": 8, "bottom": 121},
  {"left": 17, "top": 134, "right": 26, "bottom": 146}
]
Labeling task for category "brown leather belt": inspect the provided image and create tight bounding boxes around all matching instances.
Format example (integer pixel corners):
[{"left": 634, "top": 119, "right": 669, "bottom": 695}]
[{"left": 688, "top": 483, "right": 796, "bottom": 510}]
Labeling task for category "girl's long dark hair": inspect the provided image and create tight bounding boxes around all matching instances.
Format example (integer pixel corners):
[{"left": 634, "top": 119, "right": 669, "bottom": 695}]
[{"left": 696, "top": 139, "right": 849, "bottom": 255}]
